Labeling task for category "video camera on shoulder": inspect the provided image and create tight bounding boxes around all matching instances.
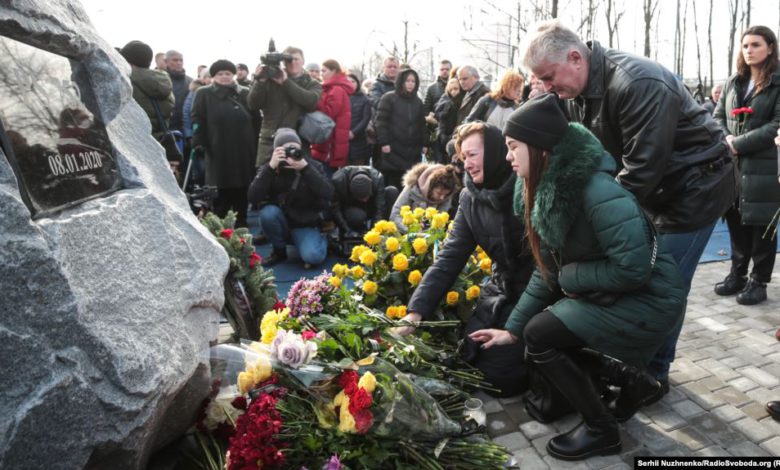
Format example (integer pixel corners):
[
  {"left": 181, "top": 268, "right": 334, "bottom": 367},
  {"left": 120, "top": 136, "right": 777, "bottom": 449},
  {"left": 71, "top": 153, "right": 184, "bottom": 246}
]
[
  {"left": 259, "top": 38, "right": 292, "bottom": 81},
  {"left": 187, "top": 185, "right": 218, "bottom": 213}
]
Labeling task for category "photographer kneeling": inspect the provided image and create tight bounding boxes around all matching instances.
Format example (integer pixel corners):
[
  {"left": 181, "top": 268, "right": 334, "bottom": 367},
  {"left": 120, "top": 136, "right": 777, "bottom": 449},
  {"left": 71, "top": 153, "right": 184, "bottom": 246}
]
[
  {"left": 331, "top": 166, "right": 397, "bottom": 252},
  {"left": 248, "top": 128, "right": 334, "bottom": 268}
]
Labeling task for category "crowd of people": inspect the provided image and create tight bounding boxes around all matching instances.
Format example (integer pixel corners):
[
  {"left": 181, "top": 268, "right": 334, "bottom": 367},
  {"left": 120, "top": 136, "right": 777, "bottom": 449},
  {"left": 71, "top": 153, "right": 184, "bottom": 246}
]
[{"left": 118, "top": 21, "right": 780, "bottom": 461}]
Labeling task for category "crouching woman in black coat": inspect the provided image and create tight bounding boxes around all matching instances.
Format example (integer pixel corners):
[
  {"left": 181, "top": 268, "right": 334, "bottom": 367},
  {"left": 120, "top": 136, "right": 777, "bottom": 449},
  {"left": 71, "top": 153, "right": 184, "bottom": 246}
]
[{"left": 396, "top": 122, "right": 535, "bottom": 397}]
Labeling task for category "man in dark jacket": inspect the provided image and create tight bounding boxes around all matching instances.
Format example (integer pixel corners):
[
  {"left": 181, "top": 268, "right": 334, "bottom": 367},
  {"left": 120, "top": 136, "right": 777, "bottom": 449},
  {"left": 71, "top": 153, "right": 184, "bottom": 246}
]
[
  {"left": 331, "top": 165, "right": 387, "bottom": 237},
  {"left": 369, "top": 56, "right": 399, "bottom": 107},
  {"left": 423, "top": 60, "right": 452, "bottom": 114},
  {"left": 248, "top": 46, "right": 322, "bottom": 166},
  {"left": 455, "top": 65, "right": 490, "bottom": 126},
  {"left": 523, "top": 21, "right": 737, "bottom": 390},
  {"left": 164, "top": 50, "right": 193, "bottom": 133},
  {"left": 120, "top": 41, "right": 174, "bottom": 138},
  {"left": 398, "top": 122, "right": 535, "bottom": 397},
  {"left": 247, "top": 128, "right": 334, "bottom": 268},
  {"left": 701, "top": 83, "right": 722, "bottom": 115}
]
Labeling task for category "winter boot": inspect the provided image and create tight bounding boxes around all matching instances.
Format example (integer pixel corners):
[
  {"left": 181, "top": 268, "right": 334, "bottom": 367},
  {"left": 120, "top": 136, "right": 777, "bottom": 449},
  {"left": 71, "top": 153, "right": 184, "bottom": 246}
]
[
  {"left": 596, "top": 354, "right": 663, "bottom": 422},
  {"left": 528, "top": 348, "right": 621, "bottom": 461}
]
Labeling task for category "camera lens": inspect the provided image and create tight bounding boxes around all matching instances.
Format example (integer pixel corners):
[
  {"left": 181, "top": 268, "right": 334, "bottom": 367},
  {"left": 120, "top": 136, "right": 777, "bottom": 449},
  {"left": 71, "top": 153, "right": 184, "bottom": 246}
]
[{"left": 284, "top": 145, "right": 303, "bottom": 160}]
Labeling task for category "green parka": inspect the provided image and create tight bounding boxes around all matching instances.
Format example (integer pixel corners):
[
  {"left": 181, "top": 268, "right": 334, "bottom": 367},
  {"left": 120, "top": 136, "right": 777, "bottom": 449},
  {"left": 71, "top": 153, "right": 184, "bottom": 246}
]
[
  {"left": 128, "top": 66, "right": 175, "bottom": 137},
  {"left": 714, "top": 71, "right": 780, "bottom": 225},
  {"left": 505, "top": 124, "right": 685, "bottom": 367}
]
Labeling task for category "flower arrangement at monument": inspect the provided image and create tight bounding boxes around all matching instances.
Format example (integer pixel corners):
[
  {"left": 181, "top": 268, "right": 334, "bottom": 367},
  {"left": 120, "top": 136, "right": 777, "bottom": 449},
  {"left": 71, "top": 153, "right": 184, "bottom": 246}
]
[
  {"left": 332, "top": 207, "right": 491, "bottom": 323},
  {"left": 202, "top": 212, "right": 278, "bottom": 341}
]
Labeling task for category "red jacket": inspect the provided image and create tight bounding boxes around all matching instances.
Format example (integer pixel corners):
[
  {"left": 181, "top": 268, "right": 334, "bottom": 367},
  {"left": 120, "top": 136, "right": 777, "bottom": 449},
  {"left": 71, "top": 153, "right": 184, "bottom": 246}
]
[{"left": 311, "top": 73, "right": 352, "bottom": 168}]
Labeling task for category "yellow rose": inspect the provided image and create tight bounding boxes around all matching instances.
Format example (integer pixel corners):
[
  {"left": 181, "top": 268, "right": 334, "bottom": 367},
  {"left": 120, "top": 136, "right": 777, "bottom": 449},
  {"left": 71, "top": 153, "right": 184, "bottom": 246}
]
[
  {"left": 413, "top": 207, "right": 425, "bottom": 218},
  {"left": 362, "top": 280, "right": 378, "bottom": 295},
  {"left": 332, "top": 263, "right": 348, "bottom": 277},
  {"left": 363, "top": 230, "right": 381, "bottom": 246},
  {"left": 349, "top": 265, "right": 365, "bottom": 279},
  {"left": 400, "top": 205, "right": 412, "bottom": 216},
  {"left": 329, "top": 276, "right": 341, "bottom": 288},
  {"left": 358, "top": 371, "right": 377, "bottom": 393},
  {"left": 392, "top": 253, "right": 409, "bottom": 271},
  {"left": 396, "top": 305, "right": 407, "bottom": 318},
  {"left": 385, "top": 237, "right": 400, "bottom": 252},
  {"left": 412, "top": 238, "right": 428, "bottom": 255},
  {"left": 447, "top": 220, "right": 455, "bottom": 231},
  {"left": 466, "top": 285, "right": 481, "bottom": 301},
  {"left": 250, "top": 356, "right": 272, "bottom": 384},
  {"left": 359, "top": 249, "right": 377, "bottom": 266},
  {"left": 479, "top": 258, "right": 492, "bottom": 273},
  {"left": 402, "top": 213, "right": 416, "bottom": 226},
  {"left": 446, "top": 291, "right": 460, "bottom": 305},
  {"left": 350, "top": 245, "right": 368, "bottom": 262},
  {"left": 338, "top": 396, "right": 357, "bottom": 433},
  {"left": 237, "top": 371, "right": 255, "bottom": 394},
  {"left": 260, "top": 310, "right": 281, "bottom": 344},
  {"left": 408, "top": 269, "right": 422, "bottom": 286},
  {"left": 432, "top": 212, "right": 449, "bottom": 229},
  {"left": 386, "top": 306, "right": 398, "bottom": 319},
  {"left": 261, "top": 324, "right": 277, "bottom": 344},
  {"left": 425, "top": 207, "right": 438, "bottom": 219},
  {"left": 477, "top": 251, "right": 488, "bottom": 261},
  {"left": 382, "top": 221, "right": 398, "bottom": 234}
]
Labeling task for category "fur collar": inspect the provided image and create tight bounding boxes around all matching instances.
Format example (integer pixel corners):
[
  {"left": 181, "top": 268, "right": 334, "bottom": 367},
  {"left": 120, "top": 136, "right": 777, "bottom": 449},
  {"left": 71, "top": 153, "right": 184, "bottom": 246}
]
[{"left": 513, "top": 123, "right": 613, "bottom": 249}]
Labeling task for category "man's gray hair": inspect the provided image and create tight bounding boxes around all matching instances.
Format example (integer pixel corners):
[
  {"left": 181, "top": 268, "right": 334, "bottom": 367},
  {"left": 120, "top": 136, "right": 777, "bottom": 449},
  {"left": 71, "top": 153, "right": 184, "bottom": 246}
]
[
  {"left": 523, "top": 20, "right": 589, "bottom": 70},
  {"left": 165, "top": 50, "right": 182, "bottom": 60},
  {"left": 459, "top": 65, "right": 479, "bottom": 79},
  {"left": 383, "top": 56, "right": 399, "bottom": 65}
]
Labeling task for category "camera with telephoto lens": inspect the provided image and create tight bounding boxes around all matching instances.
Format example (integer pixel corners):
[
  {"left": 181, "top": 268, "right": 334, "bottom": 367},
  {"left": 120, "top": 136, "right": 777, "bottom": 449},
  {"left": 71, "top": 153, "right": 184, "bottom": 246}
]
[
  {"left": 284, "top": 144, "right": 303, "bottom": 161},
  {"left": 259, "top": 38, "right": 293, "bottom": 81}
]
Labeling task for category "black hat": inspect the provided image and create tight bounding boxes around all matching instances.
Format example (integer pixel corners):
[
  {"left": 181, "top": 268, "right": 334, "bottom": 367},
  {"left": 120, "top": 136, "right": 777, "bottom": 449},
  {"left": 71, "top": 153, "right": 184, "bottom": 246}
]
[
  {"left": 120, "top": 40, "right": 153, "bottom": 68},
  {"left": 237, "top": 63, "right": 249, "bottom": 71},
  {"left": 209, "top": 59, "right": 237, "bottom": 77},
  {"left": 349, "top": 173, "right": 374, "bottom": 200},
  {"left": 503, "top": 93, "right": 568, "bottom": 151},
  {"left": 273, "top": 128, "right": 301, "bottom": 148}
]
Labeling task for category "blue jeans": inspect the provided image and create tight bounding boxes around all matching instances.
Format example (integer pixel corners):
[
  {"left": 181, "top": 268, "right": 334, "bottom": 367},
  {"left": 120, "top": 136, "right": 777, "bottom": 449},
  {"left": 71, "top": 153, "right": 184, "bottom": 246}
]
[
  {"left": 648, "top": 221, "right": 717, "bottom": 379},
  {"left": 259, "top": 205, "right": 328, "bottom": 266}
]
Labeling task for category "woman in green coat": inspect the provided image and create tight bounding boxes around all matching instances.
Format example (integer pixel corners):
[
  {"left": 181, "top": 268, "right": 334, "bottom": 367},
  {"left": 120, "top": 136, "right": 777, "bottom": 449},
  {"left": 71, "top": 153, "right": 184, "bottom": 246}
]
[
  {"left": 713, "top": 25, "right": 780, "bottom": 305},
  {"left": 469, "top": 94, "right": 686, "bottom": 461}
]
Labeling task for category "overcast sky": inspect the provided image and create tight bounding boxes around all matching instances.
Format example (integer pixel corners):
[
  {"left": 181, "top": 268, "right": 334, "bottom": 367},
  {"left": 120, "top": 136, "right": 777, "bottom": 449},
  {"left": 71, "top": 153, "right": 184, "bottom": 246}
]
[{"left": 81, "top": 0, "right": 780, "bottom": 84}]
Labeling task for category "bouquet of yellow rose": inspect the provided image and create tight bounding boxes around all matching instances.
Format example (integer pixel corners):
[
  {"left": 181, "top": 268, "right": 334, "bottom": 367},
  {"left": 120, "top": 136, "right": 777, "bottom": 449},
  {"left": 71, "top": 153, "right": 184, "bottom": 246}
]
[{"left": 331, "top": 207, "right": 491, "bottom": 323}]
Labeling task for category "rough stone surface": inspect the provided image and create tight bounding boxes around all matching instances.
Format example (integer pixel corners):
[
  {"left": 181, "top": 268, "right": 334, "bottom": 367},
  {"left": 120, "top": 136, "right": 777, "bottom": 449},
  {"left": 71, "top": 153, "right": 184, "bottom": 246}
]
[{"left": 0, "top": 2, "right": 228, "bottom": 468}]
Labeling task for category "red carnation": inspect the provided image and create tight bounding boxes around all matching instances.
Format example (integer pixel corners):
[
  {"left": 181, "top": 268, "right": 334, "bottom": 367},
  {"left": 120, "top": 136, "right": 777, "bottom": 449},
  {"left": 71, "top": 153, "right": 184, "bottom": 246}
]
[
  {"left": 220, "top": 228, "right": 234, "bottom": 239},
  {"left": 249, "top": 252, "right": 262, "bottom": 268},
  {"left": 231, "top": 396, "right": 247, "bottom": 411},
  {"left": 339, "top": 371, "right": 359, "bottom": 389},
  {"left": 353, "top": 409, "right": 374, "bottom": 434},
  {"left": 273, "top": 298, "right": 286, "bottom": 310},
  {"left": 301, "top": 330, "right": 317, "bottom": 340},
  {"left": 348, "top": 387, "right": 373, "bottom": 414}
]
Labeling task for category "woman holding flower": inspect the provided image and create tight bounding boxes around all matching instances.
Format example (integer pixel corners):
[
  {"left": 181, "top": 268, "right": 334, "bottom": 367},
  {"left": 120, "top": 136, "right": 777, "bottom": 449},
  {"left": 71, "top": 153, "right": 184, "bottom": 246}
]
[
  {"left": 397, "top": 122, "right": 536, "bottom": 397},
  {"left": 713, "top": 25, "right": 780, "bottom": 305}
]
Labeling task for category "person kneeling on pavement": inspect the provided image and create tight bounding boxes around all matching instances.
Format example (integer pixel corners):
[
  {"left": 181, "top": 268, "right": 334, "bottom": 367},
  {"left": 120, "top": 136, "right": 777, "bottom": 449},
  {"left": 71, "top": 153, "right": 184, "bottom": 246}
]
[
  {"left": 470, "top": 94, "right": 686, "bottom": 461},
  {"left": 247, "top": 128, "right": 334, "bottom": 268},
  {"left": 330, "top": 166, "right": 397, "bottom": 246},
  {"left": 395, "top": 122, "right": 535, "bottom": 397}
]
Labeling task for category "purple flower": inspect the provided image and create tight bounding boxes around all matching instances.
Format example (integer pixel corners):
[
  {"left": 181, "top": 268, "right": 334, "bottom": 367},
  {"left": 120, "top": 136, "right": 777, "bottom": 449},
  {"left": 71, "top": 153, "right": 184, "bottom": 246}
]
[
  {"left": 322, "top": 454, "right": 341, "bottom": 470},
  {"left": 270, "top": 329, "right": 318, "bottom": 368}
]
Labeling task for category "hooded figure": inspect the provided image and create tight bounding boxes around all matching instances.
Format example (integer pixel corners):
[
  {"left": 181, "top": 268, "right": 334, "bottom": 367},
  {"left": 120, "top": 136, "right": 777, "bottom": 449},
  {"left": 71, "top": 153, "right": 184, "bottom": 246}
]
[
  {"left": 374, "top": 68, "right": 428, "bottom": 189},
  {"left": 389, "top": 162, "right": 462, "bottom": 232},
  {"left": 404, "top": 122, "right": 535, "bottom": 397}
]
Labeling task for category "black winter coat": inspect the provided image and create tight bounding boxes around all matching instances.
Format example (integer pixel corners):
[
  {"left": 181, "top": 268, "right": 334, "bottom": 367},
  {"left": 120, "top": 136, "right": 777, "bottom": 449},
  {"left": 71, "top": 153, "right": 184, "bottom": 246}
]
[
  {"left": 167, "top": 69, "right": 192, "bottom": 131},
  {"left": 247, "top": 157, "right": 334, "bottom": 228},
  {"left": 191, "top": 83, "right": 256, "bottom": 188},
  {"left": 714, "top": 72, "right": 780, "bottom": 225},
  {"left": 369, "top": 74, "right": 395, "bottom": 107},
  {"left": 375, "top": 69, "right": 427, "bottom": 174},
  {"left": 456, "top": 82, "right": 489, "bottom": 126},
  {"left": 331, "top": 166, "right": 386, "bottom": 232},
  {"left": 567, "top": 41, "right": 737, "bottom": 233},
  {"left": 348, "top": 91, "right": 372, "bottom": 163},
  {"left": 434, "top": 92, "right": 462, "bottom": 147},
  {"left": 424, "top": 77, "right": 447, "bottom": 114}
]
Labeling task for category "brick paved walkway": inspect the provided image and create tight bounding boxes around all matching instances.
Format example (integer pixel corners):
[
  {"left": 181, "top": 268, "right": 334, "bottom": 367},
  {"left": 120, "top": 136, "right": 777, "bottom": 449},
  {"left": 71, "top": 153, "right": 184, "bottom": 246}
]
[{"left": 481, "top": 259, "right": 780, "bottom": 467}]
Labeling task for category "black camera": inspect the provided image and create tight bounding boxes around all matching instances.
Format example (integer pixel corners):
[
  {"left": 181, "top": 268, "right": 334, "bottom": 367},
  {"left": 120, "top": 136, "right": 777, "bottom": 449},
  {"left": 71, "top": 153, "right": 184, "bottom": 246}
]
[
  {"left": 259, "top": 38, "right": 293, "bottom": 81},
  {"left": 284, "top": 144, "right": 303, "bottom": 161}
]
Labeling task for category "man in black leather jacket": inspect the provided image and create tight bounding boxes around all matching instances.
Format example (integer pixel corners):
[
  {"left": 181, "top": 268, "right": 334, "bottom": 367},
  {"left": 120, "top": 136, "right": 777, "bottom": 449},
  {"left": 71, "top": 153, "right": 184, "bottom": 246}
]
[{"left": 522, "top": 21, "right": 737, "bottom": 392}]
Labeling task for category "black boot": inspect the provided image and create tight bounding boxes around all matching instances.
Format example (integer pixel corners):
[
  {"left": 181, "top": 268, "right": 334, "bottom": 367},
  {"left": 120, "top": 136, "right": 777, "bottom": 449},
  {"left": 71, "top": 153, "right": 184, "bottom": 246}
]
[
  {"left": 262, "top": 248, "right": 287, "bottom": 267},
  {"left": 736, "top": 278, "right": 767, "bottom": 305},
  {"left": 714, "top": 273, "right": 747, "bottom": 296},
  {"left": 596, "top": 354, "right": 663, "bottom": 422},
  {"left": 528, "top": 349, "right": 621, "bottom": 461}
]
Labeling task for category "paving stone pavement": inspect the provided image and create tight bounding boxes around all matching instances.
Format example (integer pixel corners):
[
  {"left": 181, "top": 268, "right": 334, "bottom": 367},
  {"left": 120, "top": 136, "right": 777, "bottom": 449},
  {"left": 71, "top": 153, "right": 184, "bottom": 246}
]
[{"left": 480, "top": 260, "right": 780, "bottom": 467}]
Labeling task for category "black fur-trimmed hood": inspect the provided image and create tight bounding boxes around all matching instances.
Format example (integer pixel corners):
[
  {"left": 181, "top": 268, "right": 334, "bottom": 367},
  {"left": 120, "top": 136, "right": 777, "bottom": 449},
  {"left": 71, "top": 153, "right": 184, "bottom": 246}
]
[{"left": 513, "top": 123, "right": 615, "bottom": 249}]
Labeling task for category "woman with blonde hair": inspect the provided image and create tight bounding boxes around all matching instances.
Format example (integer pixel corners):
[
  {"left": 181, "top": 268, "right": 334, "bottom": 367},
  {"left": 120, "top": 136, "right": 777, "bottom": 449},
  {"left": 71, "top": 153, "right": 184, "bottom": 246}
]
[{"left": 465, "top": 69, "right": 524, "bottom": 128}]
